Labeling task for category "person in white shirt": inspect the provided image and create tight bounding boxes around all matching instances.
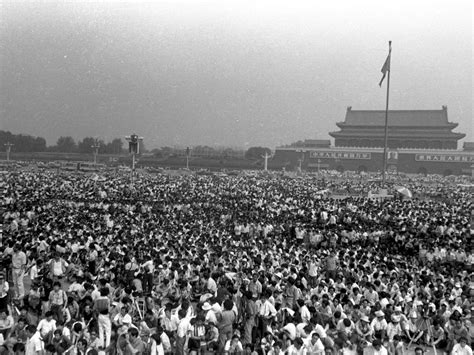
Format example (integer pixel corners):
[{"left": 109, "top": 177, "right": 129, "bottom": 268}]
[
  {"left": 36, "top": 311, "right": 56, "bottom": 339},
  {"left": 141, "top": 255, "right": 154, "bottom": 294},
  {"left": 259, "top": 290, "right": 277, "bottom": 337},
  {"left": 306, "top": 332, "right": 325, "bottom": 354},
  {"left": 175, "top": 309, "right": 191, "bottom": 355},
  {"left": 286, "top": 337, "right": 307, "bottom": 355},
  {"left": 371, "top": 339, "right": 388, "bottom": 355},
  {"left": 113, "top": 307, "right": 132, "bottom": 329},
  {"left": 451, "top": 337, "right": 473, "bottom": 355},
  {"left": 371, "top": 311, "right": 388, "bottom": 342},
  {"left": 26, "top": 325, "right": 44, "bottom": 355},
  {"left": 202, "top": 302, "right": 218, "bottom": 325},
  {"left": 205, "top": 272, "right": 217, "bottom": 296}
]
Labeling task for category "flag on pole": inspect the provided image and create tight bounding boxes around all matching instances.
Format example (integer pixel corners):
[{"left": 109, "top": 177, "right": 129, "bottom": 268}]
[{"left": 379, "top": 50, "right": 391, "bottom": 87}]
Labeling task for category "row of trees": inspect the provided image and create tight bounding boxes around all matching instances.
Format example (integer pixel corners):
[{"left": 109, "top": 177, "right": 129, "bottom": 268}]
[
  {"left": 1, "top": 130, "right": 271, "bottom": 158},
  {"left": 0, "top": 131, "right": 125, "bottom": 154},
  {"left": 0, "top": 131, "right": 47, "bottom": 152},
  {"left": 51, "top": 136, "right": 125, "bottom": 154}
]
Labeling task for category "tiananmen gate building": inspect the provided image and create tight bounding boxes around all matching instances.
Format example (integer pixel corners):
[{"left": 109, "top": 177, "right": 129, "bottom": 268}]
[{"left": 272, "top": 106, "right": 474, "bottom": 176}]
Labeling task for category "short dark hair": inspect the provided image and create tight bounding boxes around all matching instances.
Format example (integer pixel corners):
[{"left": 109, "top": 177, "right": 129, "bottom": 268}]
[
  {"left": 13, "top": 343, "right": 25, "bottom": 353},
  {"left": 27, "top": 325, "right": 37, "bottom": 334}
]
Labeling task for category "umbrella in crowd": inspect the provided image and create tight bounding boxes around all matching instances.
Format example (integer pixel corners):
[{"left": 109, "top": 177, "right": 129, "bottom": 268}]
[{"left": 395, "top": 185, "right": 413, "bottom": 198}]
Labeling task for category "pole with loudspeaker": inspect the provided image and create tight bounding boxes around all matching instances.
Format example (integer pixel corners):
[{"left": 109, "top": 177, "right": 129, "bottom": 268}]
[
  {"left": 125, "top": 134, "right": 143, "bottom": 184},
  {"left": 4, "top": 142, "right": 13, "bottom": 162}
]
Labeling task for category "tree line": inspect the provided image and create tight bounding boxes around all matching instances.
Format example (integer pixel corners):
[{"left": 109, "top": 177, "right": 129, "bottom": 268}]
[
  {"left": 0, "top": 131, "right": 124, "bottom": 154},
  {"left": 1, "top": 130, "right": 271, "bottom": 159}
]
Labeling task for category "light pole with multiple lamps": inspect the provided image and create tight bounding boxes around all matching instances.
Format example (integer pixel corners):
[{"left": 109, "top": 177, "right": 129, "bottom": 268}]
[{"left": 125, "top": 134, "right": 143, "bottom": 183}]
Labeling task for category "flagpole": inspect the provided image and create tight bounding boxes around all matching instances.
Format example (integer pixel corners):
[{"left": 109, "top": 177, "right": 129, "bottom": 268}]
[{"left": 382, "top": 40, "right": 392, "bottom": 185}]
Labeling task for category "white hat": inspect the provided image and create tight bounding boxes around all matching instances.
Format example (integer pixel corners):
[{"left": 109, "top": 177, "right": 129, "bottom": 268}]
[
  {"left": 391, "top": 315, "right": 401, "bottom": 323},
  {"left": 202, "top": 302, "right": 212, "bottom": 311},
  {"left": 375, "top": 311, "right": 384, "bottom": 317}
]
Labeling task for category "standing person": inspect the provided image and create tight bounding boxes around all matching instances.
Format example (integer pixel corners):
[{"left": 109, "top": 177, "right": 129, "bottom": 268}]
[
  {"left": 48, "top": 254, "right": 68, "bottom": 281},
  {"left": 94, "top": 287, "right": 111, "bottom": 350},
  {"left": 218, "top": 299, "right": 237, "bottom": 352},
  {"left": 243, "top": 293, "right": 258, "bottom": 346},
  {"left": 176, "top": 308, "right": 191, "bottom": 355},
  {"left": 11, "top": 243, "right": 27, "bottom": 300},
  {"left": 140, "top": 255, "right": 154, "bottom": 295},
  {"left": 88, "top": 244, "right": 98, "bottom": 277},
  {"left": 25, "top": 325, "right": 44, "bottom": 355},
  {"left": 325, "top": 250, "right": 338, "bottom": 281},
  {"left": 258, "top": 290, "right": 277, "bottom": 340}
]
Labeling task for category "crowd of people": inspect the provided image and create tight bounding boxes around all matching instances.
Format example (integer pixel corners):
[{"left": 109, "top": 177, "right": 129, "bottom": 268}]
[{"left": 0, "top": 169, "right": 472, "bottom": 355}]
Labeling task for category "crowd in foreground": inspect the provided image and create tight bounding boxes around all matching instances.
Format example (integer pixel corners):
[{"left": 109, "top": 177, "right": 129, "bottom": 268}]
[{"left": 0, "top": 169, "right": 473, "bottom": 355}]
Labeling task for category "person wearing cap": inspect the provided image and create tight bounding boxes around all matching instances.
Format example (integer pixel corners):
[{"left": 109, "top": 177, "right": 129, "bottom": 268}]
[
  {"left": 404, "top": 312, "right": 424, "bottom": 347},
  {"left": 393, "top": 306, "right": 408, "bottom": 326},
  {"left": 387, "top": 314, "right": 403, "bottom": 343},
  {"left": 355, "top": 315, "right": 373, "bottom": 345},
  {"left": 202, "top": 302, "right": 217, "bottom": 326}
]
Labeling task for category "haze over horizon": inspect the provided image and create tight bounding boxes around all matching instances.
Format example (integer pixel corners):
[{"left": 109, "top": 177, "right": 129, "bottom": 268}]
[{"left": 1, "top": 0, "right": 472, "bottom": 150}]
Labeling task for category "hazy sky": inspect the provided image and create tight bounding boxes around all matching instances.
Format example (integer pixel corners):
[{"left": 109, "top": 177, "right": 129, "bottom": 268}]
[{"left": 1, "top": 0, "right": 472, "bottom": 149}]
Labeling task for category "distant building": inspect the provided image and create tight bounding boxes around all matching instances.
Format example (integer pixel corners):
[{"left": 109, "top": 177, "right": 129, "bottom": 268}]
[
  {"left": 272, "top": 106, "right": 473, "bottom": 176},
  {"left": 282, "top": 139, "right": 331, "bottom": 148},
  {"left": 329, "top": 106, "right": 465, "bottom": 149},
  {"left": 463, "top": 142, "right": 474, "bottom": 151}
]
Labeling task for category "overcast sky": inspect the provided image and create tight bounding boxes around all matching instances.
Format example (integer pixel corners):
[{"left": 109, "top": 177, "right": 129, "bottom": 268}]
[{"left": 1, "top": 0, "right": 472, "bottom": 149}]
